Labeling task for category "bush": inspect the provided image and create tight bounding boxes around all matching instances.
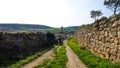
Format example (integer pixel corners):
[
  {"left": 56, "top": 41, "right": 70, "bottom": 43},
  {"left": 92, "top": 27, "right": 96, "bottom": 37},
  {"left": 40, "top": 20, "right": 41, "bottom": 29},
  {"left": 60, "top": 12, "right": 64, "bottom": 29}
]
[{"left": 0, "top": 32, "right": 56, "bottom": 67}]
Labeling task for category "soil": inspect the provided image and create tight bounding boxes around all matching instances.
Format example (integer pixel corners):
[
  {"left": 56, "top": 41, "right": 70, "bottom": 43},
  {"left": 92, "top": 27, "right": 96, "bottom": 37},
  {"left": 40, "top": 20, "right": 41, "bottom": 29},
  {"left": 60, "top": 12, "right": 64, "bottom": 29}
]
[
  {"left": 64, "top": 40, "right": 87, "bottom": 68},
  {"left": 20, "top": 49, "right": 54, "bottom": 68},
  {"left": 20, "top": 40, "right": 87, "bottom": 68}
]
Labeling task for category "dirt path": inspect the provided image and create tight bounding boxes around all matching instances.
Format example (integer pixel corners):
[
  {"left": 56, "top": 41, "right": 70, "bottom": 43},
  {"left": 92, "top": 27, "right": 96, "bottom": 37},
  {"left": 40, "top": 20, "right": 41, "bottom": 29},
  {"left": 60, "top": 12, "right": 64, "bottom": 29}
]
[
  {"left": 21, "top": 49, "right": 54, "bottom": 68},
  {"left": 64, "top": 40, "right": 87, "bottom": 68}
]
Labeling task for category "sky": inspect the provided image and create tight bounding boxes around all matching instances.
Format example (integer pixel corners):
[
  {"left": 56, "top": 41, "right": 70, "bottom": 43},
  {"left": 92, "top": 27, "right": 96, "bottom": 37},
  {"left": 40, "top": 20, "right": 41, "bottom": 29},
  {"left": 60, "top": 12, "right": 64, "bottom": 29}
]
[{"left": 0, "top": 0, "right": 113, "bottom": 27}]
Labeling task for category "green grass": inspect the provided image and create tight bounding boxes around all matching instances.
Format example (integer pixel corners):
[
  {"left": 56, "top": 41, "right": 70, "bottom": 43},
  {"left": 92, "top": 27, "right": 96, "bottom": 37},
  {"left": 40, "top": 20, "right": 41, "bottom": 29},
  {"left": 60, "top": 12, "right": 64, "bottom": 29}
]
[
  {"left": 34, "top": 59, "right": 51, "bottom": 68},
  {"left": 35, "top": 45, "right": 68, "bottom": 68},
  {"left": 67, "top": 36, "right": 120, "bottom": 68},
  {"left": 10, "top": 47, "right": 52, "bottom": 68}
]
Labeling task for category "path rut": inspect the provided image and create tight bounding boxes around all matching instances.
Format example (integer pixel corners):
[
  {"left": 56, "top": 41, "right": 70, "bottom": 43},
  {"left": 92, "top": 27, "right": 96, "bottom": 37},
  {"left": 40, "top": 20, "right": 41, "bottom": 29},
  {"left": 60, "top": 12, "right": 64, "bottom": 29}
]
[
  {"left": 64, "top": 40, "right": 87, "bottom": 68},
  {"left": 21, "top": 49, "right": 54, "bottom": 68}
]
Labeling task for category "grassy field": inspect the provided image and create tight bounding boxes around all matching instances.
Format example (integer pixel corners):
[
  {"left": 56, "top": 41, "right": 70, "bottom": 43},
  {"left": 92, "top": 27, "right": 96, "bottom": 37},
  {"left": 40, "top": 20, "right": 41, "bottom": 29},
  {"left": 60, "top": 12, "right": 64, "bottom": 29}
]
[
  {"left": 35, "top": 45, "right": 68, "bottom": 68},
  {"left": 67, "top": 36, "right": 120, "bottom": 68}
]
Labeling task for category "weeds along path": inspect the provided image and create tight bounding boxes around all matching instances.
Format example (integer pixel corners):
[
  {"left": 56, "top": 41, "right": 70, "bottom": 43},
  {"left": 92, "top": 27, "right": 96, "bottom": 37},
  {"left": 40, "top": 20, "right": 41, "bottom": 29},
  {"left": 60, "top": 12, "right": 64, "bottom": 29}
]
[
  {"left": 21, "top": 48, "right": 54, "bottom": 68},
  {"left": 64, "top": 40, "right": 87, "bottom": 68}
]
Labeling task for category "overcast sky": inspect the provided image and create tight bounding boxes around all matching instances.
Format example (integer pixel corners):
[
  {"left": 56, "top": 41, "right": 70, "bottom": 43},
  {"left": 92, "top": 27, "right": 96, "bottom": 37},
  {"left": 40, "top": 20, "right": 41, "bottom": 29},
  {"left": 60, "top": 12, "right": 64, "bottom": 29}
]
[{"left": 0, "top": 0, "right": 113, "bottom": 27}]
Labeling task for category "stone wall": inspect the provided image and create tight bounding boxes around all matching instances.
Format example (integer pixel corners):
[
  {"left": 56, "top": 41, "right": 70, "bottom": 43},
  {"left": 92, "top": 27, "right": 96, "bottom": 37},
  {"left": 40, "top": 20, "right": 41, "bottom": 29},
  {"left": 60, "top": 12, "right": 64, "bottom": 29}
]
[{"left": 75, "top": 15, "right": 120, "bottom": 62}]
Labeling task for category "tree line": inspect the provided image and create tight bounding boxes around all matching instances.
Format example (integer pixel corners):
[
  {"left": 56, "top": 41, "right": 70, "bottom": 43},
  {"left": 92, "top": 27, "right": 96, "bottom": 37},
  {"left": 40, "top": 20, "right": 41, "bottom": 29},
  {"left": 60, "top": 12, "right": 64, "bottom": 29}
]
[{"left": 0, "top": 32, "right": 56, "bottom": 66}]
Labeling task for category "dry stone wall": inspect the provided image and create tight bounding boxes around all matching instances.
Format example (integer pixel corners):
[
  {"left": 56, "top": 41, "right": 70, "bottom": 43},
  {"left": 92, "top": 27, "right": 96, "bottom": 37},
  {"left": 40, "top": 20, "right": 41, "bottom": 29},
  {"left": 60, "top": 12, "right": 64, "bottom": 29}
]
[{"left": 75, "top": 15, "right": 120, "bottom": 62}]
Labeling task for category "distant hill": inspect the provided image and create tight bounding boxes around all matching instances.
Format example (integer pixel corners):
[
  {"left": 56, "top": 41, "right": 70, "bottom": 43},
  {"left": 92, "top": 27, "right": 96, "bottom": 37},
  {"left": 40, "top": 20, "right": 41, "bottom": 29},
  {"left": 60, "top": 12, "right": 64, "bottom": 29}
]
[
  {"left": 65, "top": 26, "right": 78, "bottom": 31},
  {"left": 0, "top": 24, "right": 52, "bottom": 31},
  {"left": 41, "top": 26, "right": 79, "bottom": 33},
  {"left": 0, "top": 24, "right": 78, "bottom": 33}
]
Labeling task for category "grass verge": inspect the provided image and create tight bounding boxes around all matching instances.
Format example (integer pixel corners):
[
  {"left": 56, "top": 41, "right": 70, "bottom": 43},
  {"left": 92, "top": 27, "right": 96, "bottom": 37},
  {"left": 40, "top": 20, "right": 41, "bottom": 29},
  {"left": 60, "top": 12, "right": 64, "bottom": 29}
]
[
  {"left": 34, "top": 59, "right": 51, "bottom": 68},
  {"left": 10, "top": 47, "right": 53, "bottom": 68},
  {"left": 67, "top": 36, "right": 120, "bottom": 68},
  {"left": 35, "top": 45, "right": 68, "bottom": 68}
]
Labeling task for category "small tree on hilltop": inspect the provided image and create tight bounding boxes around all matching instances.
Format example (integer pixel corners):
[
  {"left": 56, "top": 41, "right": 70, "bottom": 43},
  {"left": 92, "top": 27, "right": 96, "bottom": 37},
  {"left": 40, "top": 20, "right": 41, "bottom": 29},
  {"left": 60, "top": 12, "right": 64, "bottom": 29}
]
[
  {"left": 104, "top": 0, "right": 120, "bottom": 15},
  {"left": 90, "top": 10, "right": 103, "bottom": 21}
]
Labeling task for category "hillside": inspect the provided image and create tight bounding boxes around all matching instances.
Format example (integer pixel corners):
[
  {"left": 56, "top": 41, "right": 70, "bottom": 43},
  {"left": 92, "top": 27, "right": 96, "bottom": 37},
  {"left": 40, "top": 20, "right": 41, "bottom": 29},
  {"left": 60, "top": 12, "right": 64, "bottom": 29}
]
[
  {"left": 0, "top": 24, "right": 52, "bottom": 31},
  {"left": 40, "top": 26, "right": 78, "bottom": 33},
  {"left": 0, "top": 24, "right": 78, "bottom": 34},
  {"left": 64, "top": 26, "right": 78, "bottom": 31}
]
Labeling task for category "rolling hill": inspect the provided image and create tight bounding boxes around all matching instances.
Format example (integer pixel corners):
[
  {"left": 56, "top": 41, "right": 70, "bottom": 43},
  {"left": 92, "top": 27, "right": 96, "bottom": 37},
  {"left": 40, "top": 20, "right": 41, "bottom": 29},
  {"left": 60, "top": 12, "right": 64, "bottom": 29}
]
[
  {"left": 0, "top": 24, "right": 52, "bottom": 31},
  {"left": 64, "top": 26, "right": 78, "bottom": 31},
  {"left": 0, "top": 24, "right": 78, "bottom": 33}
]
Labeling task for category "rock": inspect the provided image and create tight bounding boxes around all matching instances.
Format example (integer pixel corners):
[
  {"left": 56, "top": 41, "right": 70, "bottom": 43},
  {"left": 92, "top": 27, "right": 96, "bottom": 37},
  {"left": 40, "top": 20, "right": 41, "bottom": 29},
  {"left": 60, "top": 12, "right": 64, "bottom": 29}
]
[
  {"left": 114, "top": 37, "right": 119, "bottom": 45},
  {"left": 110, "top": 55, "right": 116, "bottom": 61},
  {"left": 105, "top": 53, "right": 110, "bottom": 59},
  {"left": 104, "top": 31, "right": 108, "bottom": 37},
  {"left": 106, "top": 48, "right": 110, "bottom": 53},
  {"left": 105, "top": 37, "right": 110, "bottom": 42},
  {"left": 110, "top": 48, "right": 117, "bottom": 55},
  {"left": 110, "top": 14, "right": 116, "bottom": 19},
  {"left": 118, "top": 31, "right": 120, "bottom": 37},
  {"left": 112, "top": 21, "right": 118, "bottom": 27},
  {"left": 99, "top": 53, "right": 105, "bottom": 58},
  {"left": 109, "top": 31, "right": 117, "bottom": 37},
  {"left": 75, "top": 14, "right": 120, "bottom": 63}
]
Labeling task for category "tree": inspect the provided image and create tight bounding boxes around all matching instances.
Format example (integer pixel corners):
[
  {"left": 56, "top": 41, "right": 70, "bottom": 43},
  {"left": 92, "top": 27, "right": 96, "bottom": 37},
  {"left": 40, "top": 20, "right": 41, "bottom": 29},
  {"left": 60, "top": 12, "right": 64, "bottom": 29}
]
[
  {"left": 104, "top": 0, "right": 120, "bottom": 15},
  {"left": 90, "top": 10, "right": 103, "bottom": 20},
  {"left": 46, "top": 32, "right": 56, "bottom": 44}
]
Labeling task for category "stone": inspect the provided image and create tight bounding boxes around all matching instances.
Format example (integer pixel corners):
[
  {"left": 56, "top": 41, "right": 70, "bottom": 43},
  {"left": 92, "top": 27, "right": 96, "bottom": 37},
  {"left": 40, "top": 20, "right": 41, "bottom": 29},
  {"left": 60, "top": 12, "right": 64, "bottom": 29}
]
[
  {"left": 110, "top": 55, "right": 116, "bottom": 61},
  {"left": 110, "top": 48, "right": 117, "bottom": 55},
  {"left": 75, "top": 15, "right": 120, "bottom": 63},
  {"left": 114, "top": 37, "right": 119, "bottom": 45},
  {"left": 110, "top": 14, "right": 116, "bottom": 18},
  {"left": 105, "top": 53, "right": 110, "bottom": 59},
  {"left": 106, "top": 37, "right": 110, "bottom": 42},
  {"left": 104, "top": 31, "right": 108, "bottom": 37},
  {"left": 111, "top": 18, "right": 116, "bottom": 23},
  {"left": 117, "top": 52, "right": 120, "bottom": 58},
  {"left": 112, "top": 21, "right": 118, "bottom": 27},
  {"left": 109, "top": 31, "right": 117, "bottom": 37},
  {"left": 118, "top": 31, "right": 120, "bottom": 37},
  {"left": 99, "top": 53, "right": 105, "bottom": 58},
  {"left": 106, "top": 48, "right": 110, "bottom": 53}
]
